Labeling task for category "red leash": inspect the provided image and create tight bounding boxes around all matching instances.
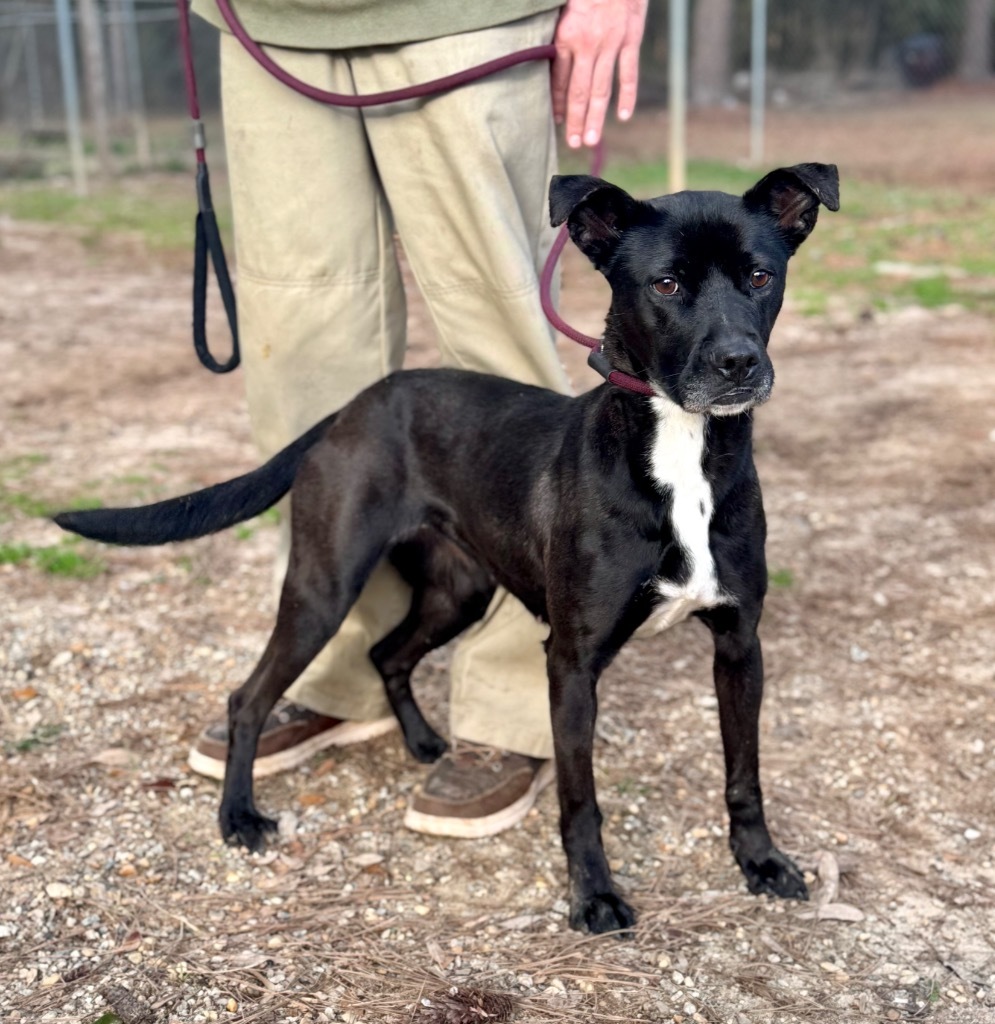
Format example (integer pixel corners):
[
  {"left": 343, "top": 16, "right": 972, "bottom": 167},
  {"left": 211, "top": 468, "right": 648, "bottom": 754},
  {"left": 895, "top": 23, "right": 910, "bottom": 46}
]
[{"left": 177, "top": 0, "right": 654, "bottom": 397}]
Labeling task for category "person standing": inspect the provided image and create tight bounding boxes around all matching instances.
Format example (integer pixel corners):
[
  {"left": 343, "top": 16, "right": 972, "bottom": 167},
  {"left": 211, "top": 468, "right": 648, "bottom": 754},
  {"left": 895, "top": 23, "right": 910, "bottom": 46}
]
[{"left": 186, "top": 0, "right": 649, "bottom": 838}]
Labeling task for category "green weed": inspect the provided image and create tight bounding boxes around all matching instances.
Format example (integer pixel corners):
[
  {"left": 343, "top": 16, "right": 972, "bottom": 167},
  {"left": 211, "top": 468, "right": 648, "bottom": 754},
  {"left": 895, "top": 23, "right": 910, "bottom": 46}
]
[
  {"left": 769, "top": 568, "right": 795, "bottom": 588},
  {"left": 6, "top": 723, "right": 65, "bottom": 754},
  {"left": 0, "top": 540, "right": 104, "bottom": 578},
  {"left": 0, "top": 543, "right": 33, "bottom": 565}
]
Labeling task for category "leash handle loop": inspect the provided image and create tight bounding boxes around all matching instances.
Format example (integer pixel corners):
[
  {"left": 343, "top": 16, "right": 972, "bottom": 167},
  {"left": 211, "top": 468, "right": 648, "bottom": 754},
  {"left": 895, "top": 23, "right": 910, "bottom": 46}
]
[
  {"left": 192, "top": 163, "right": 241, "bottom": 373},
  {"left": 179, "top": 0, "right": 240, "bottom": 372}
]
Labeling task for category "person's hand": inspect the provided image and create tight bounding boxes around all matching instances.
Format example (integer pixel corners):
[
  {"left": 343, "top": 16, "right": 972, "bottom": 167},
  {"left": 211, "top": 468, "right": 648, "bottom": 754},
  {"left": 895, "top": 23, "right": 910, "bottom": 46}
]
[{"left": 552, "top": 0, "right": 649, "bottom": 149}]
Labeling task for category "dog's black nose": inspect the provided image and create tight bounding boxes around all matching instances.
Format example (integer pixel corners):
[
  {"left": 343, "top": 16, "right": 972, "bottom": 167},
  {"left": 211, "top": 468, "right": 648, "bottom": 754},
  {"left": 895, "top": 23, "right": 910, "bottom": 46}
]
[{"left": 710, "top": 341, "right": 761, "bottom": 383}]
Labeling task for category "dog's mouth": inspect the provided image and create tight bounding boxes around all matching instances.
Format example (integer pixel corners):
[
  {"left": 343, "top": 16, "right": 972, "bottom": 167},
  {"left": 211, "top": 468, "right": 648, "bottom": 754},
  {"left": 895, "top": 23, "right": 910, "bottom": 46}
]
[
  {"left": 707, "top": 387, "right": 761, "bottom": 416},
  {"left": 679, "top": 380, "right": 773, "bottom": 416}
]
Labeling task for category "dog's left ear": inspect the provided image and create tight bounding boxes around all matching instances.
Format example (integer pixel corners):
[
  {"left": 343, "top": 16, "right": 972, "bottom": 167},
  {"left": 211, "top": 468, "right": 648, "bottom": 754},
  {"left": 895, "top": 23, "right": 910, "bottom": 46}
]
[
  {"left": 549, "top": 175, "right": 639, "bottom": 271},
  {"left": 743, "top": 163, "right": 840, "bottom": 253}
]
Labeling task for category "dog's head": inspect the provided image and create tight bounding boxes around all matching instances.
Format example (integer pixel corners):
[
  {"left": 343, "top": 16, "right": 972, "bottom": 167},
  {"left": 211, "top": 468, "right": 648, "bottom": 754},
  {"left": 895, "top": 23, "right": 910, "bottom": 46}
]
[{"left": 550, "top": 163, "right": 839, "bottom": 414}]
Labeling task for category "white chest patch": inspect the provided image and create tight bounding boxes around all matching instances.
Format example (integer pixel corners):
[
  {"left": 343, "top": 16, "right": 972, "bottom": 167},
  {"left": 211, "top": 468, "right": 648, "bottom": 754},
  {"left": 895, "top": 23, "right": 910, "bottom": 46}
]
[{"left": 642, "top": 396, "right": 729, "bottom": 633}]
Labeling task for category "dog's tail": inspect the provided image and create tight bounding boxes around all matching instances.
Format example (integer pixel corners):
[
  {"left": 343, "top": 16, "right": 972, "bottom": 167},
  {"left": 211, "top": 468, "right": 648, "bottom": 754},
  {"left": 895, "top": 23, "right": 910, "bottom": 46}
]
[{"left": 53, "top": 416, "right": 333, "bottom": 546}]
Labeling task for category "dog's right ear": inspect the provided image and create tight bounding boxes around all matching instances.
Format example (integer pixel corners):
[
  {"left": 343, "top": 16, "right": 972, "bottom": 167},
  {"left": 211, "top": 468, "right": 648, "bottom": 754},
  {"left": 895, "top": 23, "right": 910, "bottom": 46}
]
[{"left": 549, "top": 175, "right": 639, "bottom": 271}]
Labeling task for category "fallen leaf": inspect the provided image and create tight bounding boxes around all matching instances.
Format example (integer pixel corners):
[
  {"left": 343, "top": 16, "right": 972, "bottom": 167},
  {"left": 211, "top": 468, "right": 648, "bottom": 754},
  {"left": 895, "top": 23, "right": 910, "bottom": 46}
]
[
  {"left": 7, "top": 853, "right": 32, "bottom": 868},
  {"left": 90, "top": 748, "right": 138, "bottom": 769},
  {"left": 111, "top": 930, "right": 142, "bottom": 954},
  {"left": 141, "top": 778, "right": 177, "bottom": 791},
  {"left": 12, "top": 686, "right": 38, "bottom": 701},
  {"left": 297, "top": 792, "right": 327, "bottom": 807},
  {"left": 815, "top": 849, "right": 840, "bottom": 906},
  {"left": 349, "top": 853, "right": 384, "bottom": 867},
  {"left": 497, "top": 914, "right": 543, "bottom": 931},
  {"left": 798, "top": 902, "right": 865, "bottom": 922}
]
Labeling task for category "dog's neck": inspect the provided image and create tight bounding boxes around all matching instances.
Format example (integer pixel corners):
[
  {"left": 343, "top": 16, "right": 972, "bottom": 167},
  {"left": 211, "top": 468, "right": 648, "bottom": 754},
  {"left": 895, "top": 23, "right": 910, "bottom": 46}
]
[{"left": 600, "top": 318, "right": 646, "bottom": 382}]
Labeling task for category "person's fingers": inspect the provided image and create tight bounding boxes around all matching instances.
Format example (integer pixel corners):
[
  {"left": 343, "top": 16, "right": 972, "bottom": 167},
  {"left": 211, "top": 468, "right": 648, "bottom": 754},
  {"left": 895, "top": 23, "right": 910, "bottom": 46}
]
[
  {"left": 616, "top": 40, "right": 640, "bottom": 121},
  {"left": 564, "top": 50, "right": 595, "bottom": 148},
  {"left": 582, "top": 49, "right": 617, "bottom": 146},
  {"left": 551, "top": 45, "right": 573, "bottom": 125}
]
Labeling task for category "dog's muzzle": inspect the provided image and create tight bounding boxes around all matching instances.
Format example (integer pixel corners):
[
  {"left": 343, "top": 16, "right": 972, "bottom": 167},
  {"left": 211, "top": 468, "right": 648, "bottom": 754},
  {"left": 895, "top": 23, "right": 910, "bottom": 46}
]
[{"left": 677, "top": 335, "right": 775, "bottom": 415}]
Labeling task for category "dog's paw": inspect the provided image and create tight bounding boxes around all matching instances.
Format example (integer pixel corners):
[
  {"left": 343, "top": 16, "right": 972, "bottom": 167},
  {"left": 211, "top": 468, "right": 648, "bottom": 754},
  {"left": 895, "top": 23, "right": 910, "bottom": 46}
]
[
  {"left": 407, "top": 730, "right": 448, "bottom": 764},
  {"left": 569, "top": 892, "right": 637, "bottom": 936},
  {"left": 219, "top": 806, "right": 279, "bottom": 853},
  {"left": 740, "top": 848, "right": 809, "bottom": 901}
]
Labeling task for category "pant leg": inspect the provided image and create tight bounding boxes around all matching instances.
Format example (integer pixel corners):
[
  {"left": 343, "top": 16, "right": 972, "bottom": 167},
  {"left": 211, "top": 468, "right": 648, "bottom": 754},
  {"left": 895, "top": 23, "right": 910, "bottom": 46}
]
[
  {"left": 350, "top": 12, "right": 567, "bottom": 758},
  {"left": 221, "top": 33, "right": 408, "bottom": 720}
]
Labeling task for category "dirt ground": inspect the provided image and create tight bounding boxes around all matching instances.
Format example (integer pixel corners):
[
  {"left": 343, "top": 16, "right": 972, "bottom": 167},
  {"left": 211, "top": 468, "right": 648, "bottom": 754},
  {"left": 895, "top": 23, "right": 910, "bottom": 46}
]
[{"left": 2, "top": 94, "right": 995, "bottom": 1024}]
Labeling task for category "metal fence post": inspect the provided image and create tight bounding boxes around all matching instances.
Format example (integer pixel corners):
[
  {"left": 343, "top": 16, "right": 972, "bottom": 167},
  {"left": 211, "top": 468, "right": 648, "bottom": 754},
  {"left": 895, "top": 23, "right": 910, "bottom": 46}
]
[
  {"left": 669, "top": 0, "right": 688, "bottom": 193},
  {"left": 54, "top": 0, "right": 88, "bottom": 195}
]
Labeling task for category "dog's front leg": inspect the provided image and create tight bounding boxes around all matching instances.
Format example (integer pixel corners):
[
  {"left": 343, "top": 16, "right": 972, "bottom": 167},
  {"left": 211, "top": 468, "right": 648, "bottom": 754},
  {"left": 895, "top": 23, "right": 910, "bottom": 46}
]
[
  {"left": 548, "top": 641, "right": 636, "bottom": 935},
  {"left": 702, "top": 607, "right": 808, "bottom": 900}
]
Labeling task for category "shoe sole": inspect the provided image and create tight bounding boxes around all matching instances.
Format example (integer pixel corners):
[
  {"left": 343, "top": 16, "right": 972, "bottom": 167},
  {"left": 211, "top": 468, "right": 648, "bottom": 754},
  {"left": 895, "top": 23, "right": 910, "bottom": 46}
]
[
  {"left": 403, "top": 759, "right": 556, "bottom": 839},
  {"left": 186, "top": 715, "right": 399, "bottom": 781}
]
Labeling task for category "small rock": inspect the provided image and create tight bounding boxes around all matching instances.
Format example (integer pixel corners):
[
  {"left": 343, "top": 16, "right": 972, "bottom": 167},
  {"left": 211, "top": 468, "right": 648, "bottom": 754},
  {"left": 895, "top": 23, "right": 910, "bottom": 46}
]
[
  {"left": 45, "top": 882, "right": 73, "bottom": 900},
  {"left": 964, "top": 828, "right": 981, "bottom": 841}
]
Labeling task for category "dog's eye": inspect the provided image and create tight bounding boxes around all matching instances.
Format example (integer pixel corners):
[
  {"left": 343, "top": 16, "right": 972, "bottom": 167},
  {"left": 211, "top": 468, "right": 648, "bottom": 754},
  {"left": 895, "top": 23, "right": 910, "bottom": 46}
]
[
  {"left": 653, "top": 278, "right": 680, "bottom": 296},
  {"left": 750, "top": 269, "right": 772, "bottom": 289}
]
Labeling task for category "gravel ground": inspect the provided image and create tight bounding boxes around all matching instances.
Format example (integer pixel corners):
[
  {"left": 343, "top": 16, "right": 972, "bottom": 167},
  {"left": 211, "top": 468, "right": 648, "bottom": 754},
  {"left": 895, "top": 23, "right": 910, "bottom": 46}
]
[{"left": 2, "top": 153, "right": 995, "bottom": 1023}]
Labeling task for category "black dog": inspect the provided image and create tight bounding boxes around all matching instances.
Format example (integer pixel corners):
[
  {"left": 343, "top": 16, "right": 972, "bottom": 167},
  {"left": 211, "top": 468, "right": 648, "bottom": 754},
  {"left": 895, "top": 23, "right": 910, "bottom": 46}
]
[{"left": 56, "top": 163, "right": 839, "bottom": 935}]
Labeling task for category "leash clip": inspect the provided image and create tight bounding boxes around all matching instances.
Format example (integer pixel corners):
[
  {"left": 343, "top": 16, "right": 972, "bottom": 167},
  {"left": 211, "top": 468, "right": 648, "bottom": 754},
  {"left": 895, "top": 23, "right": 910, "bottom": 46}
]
[{"left": 587, "top": 345, "right": 614, "bottom": 383}]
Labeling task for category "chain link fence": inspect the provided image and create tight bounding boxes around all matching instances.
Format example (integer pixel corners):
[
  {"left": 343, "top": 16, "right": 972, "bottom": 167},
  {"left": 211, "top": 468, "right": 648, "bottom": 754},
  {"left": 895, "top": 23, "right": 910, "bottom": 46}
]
[{"left": 0, "top": 0, "right": 990, "bottom": 180}]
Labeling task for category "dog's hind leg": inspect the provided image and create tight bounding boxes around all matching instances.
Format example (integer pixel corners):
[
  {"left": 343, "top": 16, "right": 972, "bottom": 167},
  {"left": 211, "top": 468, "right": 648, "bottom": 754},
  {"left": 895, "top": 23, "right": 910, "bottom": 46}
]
[
  {"left": 219, "top": 456, "right": 408, "bottom": 852},
  {"left": 699, "top": 605, "right": 808, "bottom": 901},
  {"left": 371, "top": 531, "right": 496, "bottom": 763}
]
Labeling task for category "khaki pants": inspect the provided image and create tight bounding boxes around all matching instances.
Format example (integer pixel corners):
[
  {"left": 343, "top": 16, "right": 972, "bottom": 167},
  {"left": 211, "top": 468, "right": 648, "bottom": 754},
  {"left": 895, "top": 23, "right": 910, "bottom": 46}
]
[{"left": 221, "top": 12, "right": 567, "bottom": 759}]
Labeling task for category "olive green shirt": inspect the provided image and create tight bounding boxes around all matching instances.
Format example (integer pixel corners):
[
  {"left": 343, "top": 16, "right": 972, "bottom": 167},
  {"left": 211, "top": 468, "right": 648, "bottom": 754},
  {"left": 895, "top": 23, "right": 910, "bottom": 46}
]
[{"left": 193, "top": 0, "right": 562, "bottom": 50}]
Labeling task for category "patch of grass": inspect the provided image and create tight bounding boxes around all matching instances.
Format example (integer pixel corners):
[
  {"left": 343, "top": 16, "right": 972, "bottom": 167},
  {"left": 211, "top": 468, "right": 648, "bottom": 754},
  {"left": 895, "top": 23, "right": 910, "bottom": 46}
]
[
  {"left": 768, "top": 568, "right": 795, "bottom": 588},
  {"left": 34, "top": 545, "right": 104, "bottom": 579},
  {"left": 0, "top": 485, "right": 102, "bottom": 520},
  {"left": 1, "top": 453, "right": 50, "bottom": 479},
  {"left": 0, "top": 543, "right": 33, "bottom": 565},
  {"left": 0, "top": 539, "right": 104, "bottom": 579},
  {"left": 907, "top": 276, "right": 955, "bottom": 308},
  {"left": 6, "top": 723, "right": 65, "bottom": 754},
  {"left": 0, "top": 179, "right": 232, "bottom": 253},
  {"left": 793, "top": 287, "right": 829, "bottom": 317},
  {"left": 0, "top": 485, "right": 51, "bottom": 518}
]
